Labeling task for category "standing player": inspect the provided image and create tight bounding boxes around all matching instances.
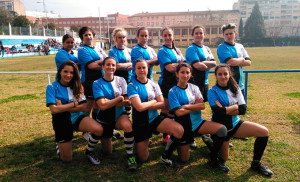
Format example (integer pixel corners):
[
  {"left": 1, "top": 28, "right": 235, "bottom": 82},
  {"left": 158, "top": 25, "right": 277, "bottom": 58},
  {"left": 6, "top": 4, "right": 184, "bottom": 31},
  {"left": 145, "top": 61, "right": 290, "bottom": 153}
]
[
  {"left": 131, "top": 27, "right": 158, "bottom": 80},
  {"left": 168, "top": 63, "right": 227, "bottom": 168},
  {"left": 46, "top": 61, "right": 103, "bottom": 165},
  {"left": 217, "top": 23, "right": 251, "bottom": 97},
  {"left": 207, "top": 64, "right": 273, "bottom": 176},
  {"left": 157, "top": 27, "right": 185, "bottom": 144},
  {"left": 93, "top": 57, "right": 137, "bottom": 170},
  {"left": 128, "top": 59, "right": 184, "bottom": 166}
]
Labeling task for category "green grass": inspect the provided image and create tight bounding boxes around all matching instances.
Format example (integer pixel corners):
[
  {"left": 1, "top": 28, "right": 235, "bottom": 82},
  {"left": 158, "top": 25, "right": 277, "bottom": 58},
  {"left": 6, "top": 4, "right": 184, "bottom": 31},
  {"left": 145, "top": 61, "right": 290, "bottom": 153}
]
[{"left": 0, "top": 47, "right": 300, "bottom": 181}]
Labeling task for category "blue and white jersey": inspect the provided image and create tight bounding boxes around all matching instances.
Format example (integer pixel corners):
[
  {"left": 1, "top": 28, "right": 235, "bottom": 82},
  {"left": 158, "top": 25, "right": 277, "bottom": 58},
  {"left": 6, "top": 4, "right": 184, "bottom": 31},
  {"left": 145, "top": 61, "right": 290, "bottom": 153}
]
[
  {"left": 217, "top": 42, "right": 250, "bottom": 90},
  {"left": 55, "top": 49, "right": 79, "bottom": 70},
  {"left": 185, "top": 43, "right": 214, "bottom": 86},
  {"left": 208, "top": 85, "right": 246, "bottom": 129},
  {"left": 95, "top": 44, "right": 108, "bottom": 60},
  {"left": 131, "top": 44, "right": 157, "bottom": 80},
  {"left": 46, "top": 81, "right": 86, "bottom": 124},
  {"left": 109, "top": 46, "right": 132, "bottom": 83},
  {"left": 93, "top": 76, "right": 127, "bottom": 122},
  {"left": 157, "top": 45, "right": 185, "bottom": 85},
  {"left": 168, "top": 83, "right": 204, "bottom": 131},
  {"left": 78, "top": 45, "right": 102, "bottom": 83},
  {"left": 127, "top": 78, "right": 162, "bottom": 123}
]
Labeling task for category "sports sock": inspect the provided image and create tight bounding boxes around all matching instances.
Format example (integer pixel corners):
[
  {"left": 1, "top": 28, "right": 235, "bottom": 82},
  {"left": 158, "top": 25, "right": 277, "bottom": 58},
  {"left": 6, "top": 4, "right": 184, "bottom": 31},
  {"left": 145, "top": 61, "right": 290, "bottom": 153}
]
[
  {"left": 162, "top": 136, "right": 179, "bottom": 159},
  {"left": 253, "top": 136, "right": 269, "bottom": 162},
  {"left": 124, "top": 131, "right": 135, "bottom": 157},
  {"left": 86, "top": 134, "right": 101, "bottom": 153},
  {"left": 210, "top": 134, "right": 225, "bottom": 162}
]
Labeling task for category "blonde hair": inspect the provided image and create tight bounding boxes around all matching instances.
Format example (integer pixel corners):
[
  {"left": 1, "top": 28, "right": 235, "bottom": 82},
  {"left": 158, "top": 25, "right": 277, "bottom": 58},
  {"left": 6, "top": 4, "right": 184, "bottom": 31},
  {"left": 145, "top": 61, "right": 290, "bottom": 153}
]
[
  {"left": 221, "top": 23, "right": 236, "bottom": 34},
  {"left": 112, "top": 28, "right": 127, "bottom": 46}
]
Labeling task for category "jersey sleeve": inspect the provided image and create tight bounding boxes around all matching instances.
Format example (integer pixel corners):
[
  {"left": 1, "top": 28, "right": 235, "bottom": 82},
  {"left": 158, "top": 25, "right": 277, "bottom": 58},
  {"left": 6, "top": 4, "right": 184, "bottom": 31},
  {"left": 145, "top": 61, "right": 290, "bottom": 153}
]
[
  {"left": 92, "top": 80, "right": 104, "bottom": 101},
  {"left": 120, "top": 77, "right": 128, "bottom": 96},
  {"left": 193, "top": 84, "right": 203, "bottom": 100},
  {"left": 127, "top": 83, "right": 139, "bottom": 99},
  {"left": 186, "top": 46, "right": 200, "bottom": 65},
  {"left": 157, "top": 48, "right": 172, "bottom": 67},
  {"left": 78, "top": 93, "right": 87, "bottom": 104},
  {"left": 217, "top": 44, "right": 233, "bottom": 64},
  {"left": 150, "top": 47, "right": 157, "bottom": 58},
  {"left": 168, "top": 88, "right": 181, "bottom": 111},
  {"left": 241, "top": 45, "right": 250, "bottom": 60},
  {"left": 205, "top": 46, "right": 215, "bottom": 60},
  {"left": 46, "top": 84, "right": 56, "bottom": 107},
  {"left": 176, "top": 48, "right": 185, "bottom": 62},
  {"left": 153, "top": 81, "right": 162, "bottom": 98},
  {"left": 207, "top": 88, "right": 218, "bottom": 107},
  {"left": 78, "top": 47, "right": 94, "bottom": 66},
  {"left": 130, "top": 46, "right": 143, "bottom": 63}
]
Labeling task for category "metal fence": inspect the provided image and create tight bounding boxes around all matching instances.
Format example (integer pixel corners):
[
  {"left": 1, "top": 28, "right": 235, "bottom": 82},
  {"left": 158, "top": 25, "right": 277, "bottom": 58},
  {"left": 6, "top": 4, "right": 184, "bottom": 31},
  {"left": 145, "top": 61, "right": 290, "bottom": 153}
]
[{"left": 0, "top": 70, "right": 299, "bottom": 103}]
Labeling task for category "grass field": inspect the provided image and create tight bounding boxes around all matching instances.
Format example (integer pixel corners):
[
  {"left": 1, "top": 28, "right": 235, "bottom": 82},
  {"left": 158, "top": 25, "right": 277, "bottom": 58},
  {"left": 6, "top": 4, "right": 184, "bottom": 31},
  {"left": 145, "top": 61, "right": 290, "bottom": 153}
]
[{"left": 0, "top": 46, "right": 299, "bottom": 181}]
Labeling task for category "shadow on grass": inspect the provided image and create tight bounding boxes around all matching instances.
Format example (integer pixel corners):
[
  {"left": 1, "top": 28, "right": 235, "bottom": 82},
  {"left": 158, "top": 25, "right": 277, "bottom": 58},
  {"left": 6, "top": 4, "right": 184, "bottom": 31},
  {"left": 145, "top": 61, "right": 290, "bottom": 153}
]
[{"left": 0, "top": 134, "right": 264, "bottom": 181}]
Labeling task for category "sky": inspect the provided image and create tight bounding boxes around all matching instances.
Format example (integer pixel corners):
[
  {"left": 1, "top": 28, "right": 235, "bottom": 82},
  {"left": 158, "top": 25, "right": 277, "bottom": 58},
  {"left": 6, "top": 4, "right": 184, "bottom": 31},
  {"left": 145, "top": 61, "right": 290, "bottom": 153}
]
[{"left": 23, "top": 0, "right": 239, "bottom": 17}]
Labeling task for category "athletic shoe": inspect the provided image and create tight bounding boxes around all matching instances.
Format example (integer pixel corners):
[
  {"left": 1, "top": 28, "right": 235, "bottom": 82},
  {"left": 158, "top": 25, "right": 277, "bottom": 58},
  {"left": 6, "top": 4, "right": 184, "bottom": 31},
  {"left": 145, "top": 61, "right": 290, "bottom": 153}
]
[
  {"left": 112, "top": 130, "right": 124, "bottom": 141},
  {"left": 162, "top": 134, "right": 170, "bottom": 144},
  {"left": 210, "top": 160, "right": 230, "bottom": 173},
  {"left": 202, "top": 135, "right": 213, "bottom": 152},
  {"left": 85, "top": 151, "right": 100, "bottom": 165},
  {"left": 148, "top": 139, "right": 152, "bottom": 147},
  {"left": 127, "top": 156, "right": 137, "bottom": 170},
  {"left": 190, "top": 140, "right": 197, "bottom": 149},
  {"left": 229, "top": 143, "right": 233, "bottom": 148},
  {"left": 251, "top": 162, "right": 273, "bottom": 177},
  {"left": 160, "top": 156, "right": 180, "bottom": 168},
  {"left": 81, "top": 132, "right": 90, "bottom": 141}
]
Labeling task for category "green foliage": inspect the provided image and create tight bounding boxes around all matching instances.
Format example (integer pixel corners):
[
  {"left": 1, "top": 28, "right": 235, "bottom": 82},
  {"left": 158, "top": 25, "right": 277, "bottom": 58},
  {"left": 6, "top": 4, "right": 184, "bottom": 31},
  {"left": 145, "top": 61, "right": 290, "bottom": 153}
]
[
  {"left": 284, "top": 92, "right": 300, "bottom": 98},
  {"left": 244, "top": 2, "right": 266, "bottom": 39},
  {"left": 239, "top": 18, "right": 243, "bottom": 39},
  {"left": 70, "top": 25, "right": 81, "bottom": 33},
  {"left": 0, "top": 94, "right": 38, "bottom": 104},
  {"left": 0, "top": 7, "right": 13, "bottom": 26},
  {"left": 45, "top": 23, "right": 56, "bottom": 30},
  {"left": 12, "top": 15, "right": 30, "bottom": 27},
  {"left": 287, "top": 113, "right": 300, "bottom": 124}
]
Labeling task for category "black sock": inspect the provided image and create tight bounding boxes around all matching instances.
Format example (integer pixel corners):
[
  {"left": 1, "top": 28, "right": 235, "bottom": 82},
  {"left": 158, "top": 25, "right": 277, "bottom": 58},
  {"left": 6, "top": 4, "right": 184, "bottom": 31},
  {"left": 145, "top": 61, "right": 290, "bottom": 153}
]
[
  {"left": 253, "top": 136, "right": 269, "bottom": 163},
  {"left": 86, "top": 134, "right": 101, "bottom": 153},
  {"left": 163, "top": 136, "right": 179, "bottom": 159},
  {"left": 210, "top": 134, "right": 225, "bottom": 162}
]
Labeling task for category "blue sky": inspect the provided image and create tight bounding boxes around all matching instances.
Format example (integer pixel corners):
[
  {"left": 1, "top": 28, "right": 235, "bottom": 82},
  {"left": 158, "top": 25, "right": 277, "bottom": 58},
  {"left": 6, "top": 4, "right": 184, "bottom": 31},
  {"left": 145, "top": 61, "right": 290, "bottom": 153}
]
[{"left": 23, "top": 0, "right": 238, "bottom": 17}]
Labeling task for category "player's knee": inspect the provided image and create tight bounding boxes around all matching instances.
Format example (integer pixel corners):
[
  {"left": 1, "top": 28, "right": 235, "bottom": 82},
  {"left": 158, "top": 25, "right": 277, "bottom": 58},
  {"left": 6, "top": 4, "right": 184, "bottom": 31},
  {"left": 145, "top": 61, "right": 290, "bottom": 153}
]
[{"left": 216, "top": 126, "right": 227, "bottom": 138}]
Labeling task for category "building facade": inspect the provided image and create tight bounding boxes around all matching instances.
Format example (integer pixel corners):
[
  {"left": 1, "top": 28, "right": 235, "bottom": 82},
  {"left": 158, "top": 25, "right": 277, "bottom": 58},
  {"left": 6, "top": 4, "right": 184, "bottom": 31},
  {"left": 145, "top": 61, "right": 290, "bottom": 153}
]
[
  {"left": 0, "top": 0, "right": 25, "bottom": 16},
  {"left": 233, "top": 0, "right": 300, "bottom": 36}
]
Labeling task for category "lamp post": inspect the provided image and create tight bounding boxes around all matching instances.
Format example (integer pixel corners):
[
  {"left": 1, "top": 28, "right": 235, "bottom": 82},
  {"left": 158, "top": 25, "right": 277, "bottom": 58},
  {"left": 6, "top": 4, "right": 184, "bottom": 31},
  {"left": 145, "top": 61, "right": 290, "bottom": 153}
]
[{"left": 37, "top": 0, "right": 48, "bottom": 30}]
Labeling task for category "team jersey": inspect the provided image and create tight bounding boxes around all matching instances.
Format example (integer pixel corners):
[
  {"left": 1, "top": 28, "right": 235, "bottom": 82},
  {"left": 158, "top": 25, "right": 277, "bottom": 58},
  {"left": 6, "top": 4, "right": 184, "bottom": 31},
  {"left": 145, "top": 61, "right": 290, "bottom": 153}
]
[
  {"left": 109, "top": 46, "right": 132, "bottom": 83},
  {"left": 217, "top": 42, "right": 251, "bottom": 90},
  {"left": 168, "top": 83, "right": 204, "bottom": 131},
  {"left": 93, "top": 76, "right": 127, "bottom": 122},
  {"left": 127, "top": 78, "right": 162, "bottom": 123},
  {"left": 131, "top": 44, "right": 157, "bottom": 80},
  {"left": 55, "top": 49, "right": 79, "bottom": 70},
  {"left": 185, "top": 43, "right": 214, "bottom": 86},
  {"left": 95, "top": 44, "right": 108, "bottom": 60},
  {"left": 78, "top": 45, "right": 102, "bottom": 83},
  {"left": 157, "top": 45, "right": 185, "bottom": 85},
  {"left": 207, "top": 84, "right": 246, "bottom": 129},
  {"left": 46, "top": 81, "right": 86, "bottom": 124}
]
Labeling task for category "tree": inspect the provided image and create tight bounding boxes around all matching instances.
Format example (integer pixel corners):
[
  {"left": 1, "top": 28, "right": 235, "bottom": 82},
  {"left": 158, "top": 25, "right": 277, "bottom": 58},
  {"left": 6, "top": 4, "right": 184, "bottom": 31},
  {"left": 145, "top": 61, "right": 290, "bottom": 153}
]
[
  {"left": 0, "top": 7, "right": 13, "bottom": 26},
  {"left": 70, "top": 25, "right": 81, "bottom": 33},
  {"left": 239, "top": 18, "right": 243, "bottom": 39},
  {"left": 45, "top": 23, "right": 56, "bottom": 30},
  {"left": 12, "top": 15, "right": 30, "bottom": 27},
  {"left": 244, "top": 2, "right": 266, "bottom": 39}
]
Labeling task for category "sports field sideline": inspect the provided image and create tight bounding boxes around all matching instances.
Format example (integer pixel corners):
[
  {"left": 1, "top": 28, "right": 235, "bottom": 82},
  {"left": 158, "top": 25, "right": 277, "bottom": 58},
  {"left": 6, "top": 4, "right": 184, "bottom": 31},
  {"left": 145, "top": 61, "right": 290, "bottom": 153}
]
[{"left": 0, "top": 46, "right": 299, "bottom": 181}]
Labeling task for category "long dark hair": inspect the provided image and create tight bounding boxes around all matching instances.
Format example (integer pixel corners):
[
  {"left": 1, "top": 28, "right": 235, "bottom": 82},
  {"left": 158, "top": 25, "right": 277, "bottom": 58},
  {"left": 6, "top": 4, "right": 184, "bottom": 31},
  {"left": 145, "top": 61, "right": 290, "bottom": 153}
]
[
  {"left": 57, "top": 61, "right": 84, "bottom": 99},
  {"left": 162, "top": 27, "right": 179, "bottom": 55},
  {"left": 215, "top": 64, "right": 239, "bottom": 96}
]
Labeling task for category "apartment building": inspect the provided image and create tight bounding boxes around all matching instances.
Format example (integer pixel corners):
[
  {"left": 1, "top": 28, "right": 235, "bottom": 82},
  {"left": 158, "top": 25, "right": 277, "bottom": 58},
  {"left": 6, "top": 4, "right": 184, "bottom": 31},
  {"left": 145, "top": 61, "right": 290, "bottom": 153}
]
[
  {"left": 233, "top": 0, "right": 300, "bottom": 36},
  {"left": 0, "top": 0, "right": 26, "bottom": 16}
]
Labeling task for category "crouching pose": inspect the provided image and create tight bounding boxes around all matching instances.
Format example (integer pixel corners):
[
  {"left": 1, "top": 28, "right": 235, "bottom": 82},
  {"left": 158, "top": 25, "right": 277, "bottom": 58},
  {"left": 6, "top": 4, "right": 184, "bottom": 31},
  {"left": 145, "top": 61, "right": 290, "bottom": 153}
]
[
  {"left": 207, "top": 64, "right": 273, "bottom": 176},
  {"left": 92, "top": 57, "right": 137, "bottom": 170},
  {"left": 46, "top": 61, "right": 103, "bottom": 163},
  {"left": 168, "top": 63, "right": 227, "bottom": 167},
  {"left": 128, "top": 59, "right": 184, "bottom": 166}
]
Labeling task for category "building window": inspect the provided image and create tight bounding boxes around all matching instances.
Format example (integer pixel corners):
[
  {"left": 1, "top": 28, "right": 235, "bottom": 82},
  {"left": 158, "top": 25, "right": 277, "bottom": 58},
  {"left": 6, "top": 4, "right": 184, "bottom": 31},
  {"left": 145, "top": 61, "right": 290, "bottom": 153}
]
[
  {"left": 206, "top": 28, "right": 210, "bottom": 34},
  {"left": 88, "top": 21, "right": 91, "bottom": 23},
  {"left": 174, "top": 29, "right": 180, "bottom": 35},
  {"left": 156, "top": 22, "right": 159, "bottom": 25},
  {"left": 182, "top": 39, "right": 187, "bottom": 42},
  {"left": 151, "top": 22, "right": 154, "bottom": 26},
  {"left": 182, "top": 29, "right": 188, "bottom": 35},
  {"left": 211, "top": 28, "right": 218, "bottom": 34},
  {"left": 147, "top": 22, "right": 150, "bottom": 26}
]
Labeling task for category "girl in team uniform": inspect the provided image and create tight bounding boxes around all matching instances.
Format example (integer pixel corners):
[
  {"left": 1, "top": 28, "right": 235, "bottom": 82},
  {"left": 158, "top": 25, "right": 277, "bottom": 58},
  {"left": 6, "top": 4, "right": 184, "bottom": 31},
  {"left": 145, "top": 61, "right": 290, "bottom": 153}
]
[
  {"left": 185, "top": 26, "right": 216, "bottom": 102},
  {"left": 109, "top": 28, "right": 132, "bottom": 83},
  {"left": 92, "top": 57, "right": 137, "bottom": 170},
  {"left": 131, "top": 27, "right": 158, "bottom": 80},
  {"left": 207, "top": 64, "right": 273, "bottom": 176},
  {"left": 127, "top": 59, "right": 184, "bottom": 166},
  {"left": 168, "top": 63, "right": 228, "bottom": 166},
  {"left": 46, "top": 61, "right": 103, "bottom": 164},
  {"left": 157, "top": 27, "right": 185, "bottom": 144},
  {"left": 55, "top": 34, "right": 79, "bottom": 71}
]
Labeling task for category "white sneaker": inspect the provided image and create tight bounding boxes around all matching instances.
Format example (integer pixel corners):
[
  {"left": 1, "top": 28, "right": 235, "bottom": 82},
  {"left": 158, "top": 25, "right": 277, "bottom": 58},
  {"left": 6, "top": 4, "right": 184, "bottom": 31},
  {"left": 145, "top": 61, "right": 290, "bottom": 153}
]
[
  {"left": 86, "top": 151, "right": 100, "bottom": 165},
  {"left": 160, "top": 156, "right": 172, "bottom": 166},
  {"left": 82, "top": 132, "right": 90, "bottom": 141},
  {"left": 190, "top": 141, "right": 197, "bottom": 149}
]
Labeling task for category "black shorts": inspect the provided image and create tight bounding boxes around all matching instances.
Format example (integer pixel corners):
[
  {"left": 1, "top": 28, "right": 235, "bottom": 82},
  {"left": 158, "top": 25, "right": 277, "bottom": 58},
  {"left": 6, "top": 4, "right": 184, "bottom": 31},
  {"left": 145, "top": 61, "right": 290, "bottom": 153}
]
[
  {"left": 96, "top": 112, "right": 127, "bottom": 139},
  {"left": 177, "top": 119, "right": 207, "bottom": 146},
  {"left": 52, "top": 112, "right": 87, "bottom": 143},
  {"left": 224, "top": 120, "right": 244, "bottom": 141},
  {"left": 133, "top": 115, "right": 165, "bottom": 143},
  {"left": 83, "top": 80, "right": 94, "bottom": 100}
]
